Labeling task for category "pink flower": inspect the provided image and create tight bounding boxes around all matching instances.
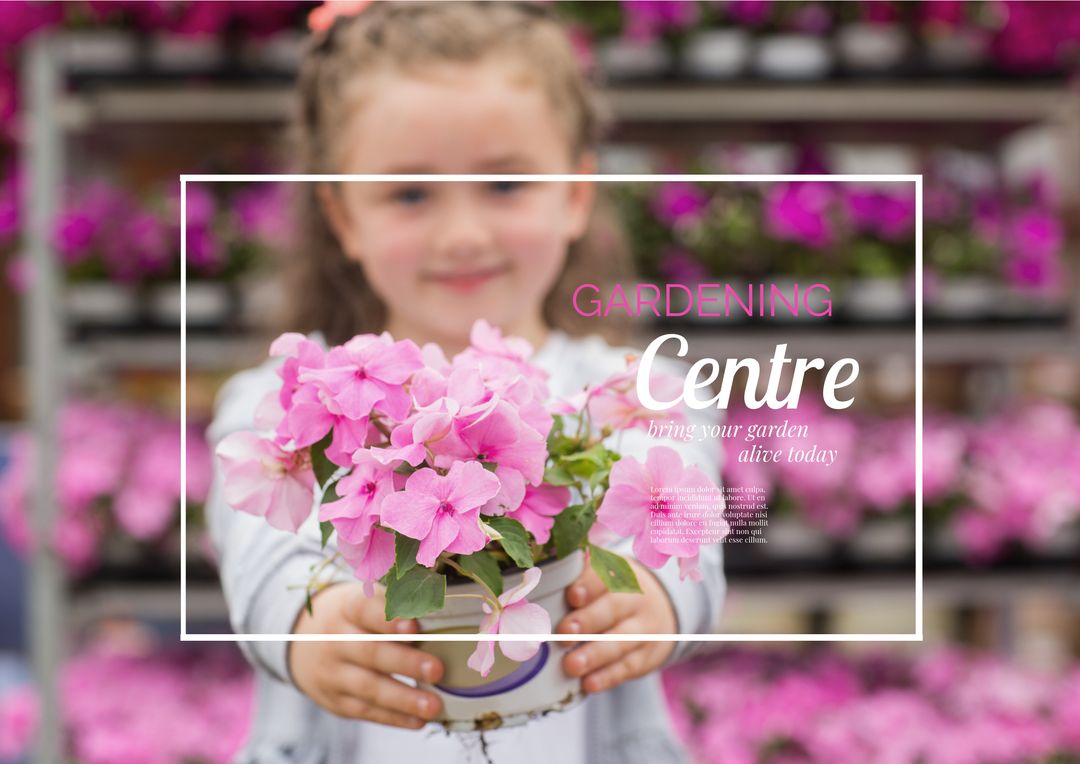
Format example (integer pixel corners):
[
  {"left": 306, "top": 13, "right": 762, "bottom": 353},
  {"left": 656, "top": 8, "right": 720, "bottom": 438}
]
[
  {"left": 508, "top": 484, "right": 570, "bottom": 545},
  {"left": 215, "top": 432, "right": 316, "bottom": 533},
  {"left": 560, "top": 359, "right": 686, "bottom": 433},
  {"left": 299, "top": 334, "right": 423, "bottom": 422},
  {"left": 308, "top": 0, "right": 373, "bottom": 32},
  {"left": 319, "top": 450, "right": 396, "bottom": 544},
  {"left": 456, "top": 320, "right": 549, "bottom": 399},
  {"left": 765, "top": 182, "right": 836, "bottom": 249},
  {"left": 442, "top": 401, "right": 547, "bottom": 486},
  {"left": 0, "top": 686, "right": 37, "bottom": 759},
  {"left": 338, "top": 526, "right": 395, "bottom": 595},
  {"left": 380, "top": 461, "right": 499, "bottom": 567},
  {"left": 467, "top": 567, "right": 552, "bottom": 677},
  {"left": 653, "top": 182, "right": 709, "bottom": 226},
  {"left": 597, "top": 446, "right": 726, "bottom": 580}
]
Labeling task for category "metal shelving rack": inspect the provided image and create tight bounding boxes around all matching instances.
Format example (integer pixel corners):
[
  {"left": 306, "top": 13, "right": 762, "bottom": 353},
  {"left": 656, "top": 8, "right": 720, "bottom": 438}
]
[
  {"left": 22, "top": 32, "right": 65, "bottom": 764},
  {"left": 21, "top": 30, "right": 1080, "bottom": 752}
]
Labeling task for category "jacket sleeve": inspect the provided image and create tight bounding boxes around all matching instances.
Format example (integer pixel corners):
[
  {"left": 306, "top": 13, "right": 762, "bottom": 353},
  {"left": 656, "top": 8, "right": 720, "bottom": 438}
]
[
  {"left": 602, "top": 354, "right": 727, "bottom": 665},
  {"left": 205, "top": 361, "right": 328, "bottom": 685}
]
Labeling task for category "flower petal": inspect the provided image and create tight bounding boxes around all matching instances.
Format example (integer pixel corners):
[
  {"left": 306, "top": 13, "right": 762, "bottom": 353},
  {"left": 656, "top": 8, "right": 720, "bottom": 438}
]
[
  {"left": 416, "top": 511, "right": 459, "bottom": 567},
  {"left": 445, "top": 460, "right": 501, "bottom": 511},
  {"left": 467, "top": 637, "right": 496, "bottom": 678},
  {"left": 380, "top": 490, "right": 439, "bottom": 541},
  {"left": 499, "top": 566, "right": 542, "bottom": 607}
]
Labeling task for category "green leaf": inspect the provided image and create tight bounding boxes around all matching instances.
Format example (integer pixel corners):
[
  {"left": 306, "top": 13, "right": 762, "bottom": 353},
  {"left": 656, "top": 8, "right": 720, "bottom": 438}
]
[
  {"left": 394, "top": 534, "right": 420, "bottom": 580},
  {"left": 457, "top": 551, "right": 504, "bottom": 597},
  {"left": 320, "top": 480, "right": 342, "bottom": 505},
  {"left": 588, "top": 543, "right": 641, "bottom": 594},
  {"left": 551, "top": 503, "right": 595, "bottom": 559},
  {"left": 481, "top": 460, "right": 499, "bottom": 473},
  {"left": 588, "top": 467, "right": 611, "bottom": 490},
  {"left": 485, "top": 516, "right": 533, "bottom": 568},
  {"left": 304, "top": 589, "right": 314, "bottom": 617},
  {"left": 319, "top": 521, "right": 334, "bottom": 549},
  {"left": 561, "top": 444, "right": 614, "bottom": 467},
  {"left": 546, "top": 416, "right": 579, "bottom": 458},
  {"left": 384, "top": 565, "right": 446, "bottom": 620},
  {"left": 310, "top": 433, "right": 338, "bottom": 485},
  {"left": 543, "top": 462, "right": 576, "bottom": 486}
]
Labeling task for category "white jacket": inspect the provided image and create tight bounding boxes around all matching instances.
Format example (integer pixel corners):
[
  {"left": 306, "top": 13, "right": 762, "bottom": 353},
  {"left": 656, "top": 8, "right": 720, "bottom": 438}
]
[{"left": 206, "top": 330, "right": 726, "bottom": 763}]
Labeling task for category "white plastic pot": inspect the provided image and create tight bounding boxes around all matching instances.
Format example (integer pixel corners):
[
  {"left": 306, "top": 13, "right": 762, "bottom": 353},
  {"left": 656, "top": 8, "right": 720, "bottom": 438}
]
[
  {"left": 65, "top": 282, "right": 140, "bottom": 325},
  {"left": 836, "top": 23, "right": 908, "bottom": 75},
  {"left": 924, "top": 32, "right": 988, "bottom": 74},
  {"left": 681, "top": 29, "right": 751, "bottom": 79},
  {"left": 416, "top": 551, "right": 585, "bottom": 732},
  {"left": 61, "top": 30, "right": 139, "bottom": 73},
  {"left": 148, "top": 282, "right": 232, "bottom": 326},
  {"left": 753, "top": 34, "right": 833, "bottom": 80},
  {"left": 928, "top": 276, "right": 997, "bottom": 320},
  {"left": 844, "top": 277, "right": 912, "bottom": 321},
  {"left": 149, "top": 35, "right": 225, "bottom": 72},
  {"left": 596, "top": 37, "right": 673, "bottom": 80},
  {"left": 767, "top": 277, "right": 834, "bottom": 322}
]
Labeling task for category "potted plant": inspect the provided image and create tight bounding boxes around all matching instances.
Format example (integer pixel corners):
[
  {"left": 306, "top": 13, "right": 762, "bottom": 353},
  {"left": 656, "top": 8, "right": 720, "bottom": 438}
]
[
  {"left": 679, "top": 2, "right": 754, "bottom": 80},
  {"left": 216, "top": 320, "right": 728, "bottom": 729},
  {"left": 839, "top": 184, "right": 916, "bottom": 322},
  {"left": 752, "top": 2, "right": 835, "bottom": 81},
  {"left": 833, "top": 0, "right": 911, "bottom": 77}
]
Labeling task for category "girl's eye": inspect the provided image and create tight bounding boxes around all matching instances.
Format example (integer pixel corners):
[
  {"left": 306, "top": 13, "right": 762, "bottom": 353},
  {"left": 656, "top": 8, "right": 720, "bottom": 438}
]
[
  {"left": 392, "top": 186, "right": 428, "bottom": 205},
  {"left": 489, "top": 180, "right": 523, "bottom": 195}
]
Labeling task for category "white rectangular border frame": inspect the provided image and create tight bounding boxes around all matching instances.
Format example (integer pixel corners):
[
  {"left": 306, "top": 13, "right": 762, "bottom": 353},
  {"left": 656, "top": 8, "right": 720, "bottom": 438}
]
[{"left": 180, "top": 173, "right": 923, "bottom": 643}]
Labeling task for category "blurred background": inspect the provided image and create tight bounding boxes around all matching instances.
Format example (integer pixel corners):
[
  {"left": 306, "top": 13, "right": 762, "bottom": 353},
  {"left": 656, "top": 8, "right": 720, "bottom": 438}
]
[{"left": 1, "top": 1, "right": 1079, "bottom": 762}]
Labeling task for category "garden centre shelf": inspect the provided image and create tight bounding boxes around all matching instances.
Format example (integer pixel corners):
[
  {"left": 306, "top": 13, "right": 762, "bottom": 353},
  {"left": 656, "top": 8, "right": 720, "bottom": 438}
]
[
  {"left": 55, "top": 82, "right": 1077, "bottom": 131},
  {"left": 64, "top": 567, "right": 1077, "bottom": 635},
  {"left": 67, "top": 331, "right": 267, "bottom": 373},
  {"left": 68, "top": 580, "right": 227, "bottom": 631}
]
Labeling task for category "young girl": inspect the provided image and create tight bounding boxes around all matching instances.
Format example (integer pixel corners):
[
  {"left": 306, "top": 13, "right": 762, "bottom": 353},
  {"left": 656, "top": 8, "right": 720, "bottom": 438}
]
[{"left": 206, "top": 3, "right": 725, "bottom": 762}]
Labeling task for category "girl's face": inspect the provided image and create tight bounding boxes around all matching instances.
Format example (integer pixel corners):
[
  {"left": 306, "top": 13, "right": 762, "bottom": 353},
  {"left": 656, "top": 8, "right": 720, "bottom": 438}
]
[{"left": 320, "top": 60, "right": 595, "bottom": 352}]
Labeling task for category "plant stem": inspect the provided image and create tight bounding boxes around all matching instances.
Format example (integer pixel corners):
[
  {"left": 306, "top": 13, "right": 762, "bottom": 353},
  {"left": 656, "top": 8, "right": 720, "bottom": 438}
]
[{"left": 439, "top": 555, "right": 500, "bottom": 609}]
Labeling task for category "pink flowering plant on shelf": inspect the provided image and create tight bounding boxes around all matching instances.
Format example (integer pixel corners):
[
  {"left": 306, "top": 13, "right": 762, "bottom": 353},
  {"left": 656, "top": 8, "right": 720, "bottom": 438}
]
[{"left": 217, "top": 320, "right": 725, "bottom": 676}]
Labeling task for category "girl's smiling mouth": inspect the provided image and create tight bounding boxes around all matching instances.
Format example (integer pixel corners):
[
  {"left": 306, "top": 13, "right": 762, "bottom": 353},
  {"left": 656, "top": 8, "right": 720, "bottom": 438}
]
[{"left": 425, "top": 263, "right": 512, "bottom": 292}]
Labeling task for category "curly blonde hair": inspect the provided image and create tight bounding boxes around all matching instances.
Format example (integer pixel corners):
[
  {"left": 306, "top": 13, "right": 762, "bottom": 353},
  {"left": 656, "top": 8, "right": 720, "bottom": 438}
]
[{"left": 277, "top": 0, "right": 632, "bottom": 345}]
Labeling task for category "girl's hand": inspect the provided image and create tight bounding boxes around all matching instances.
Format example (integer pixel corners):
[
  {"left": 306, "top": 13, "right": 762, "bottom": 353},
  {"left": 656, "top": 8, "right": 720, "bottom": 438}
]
[
  {"left": 289, "top": 583, "right": 445, "bottom": 729},
  {"left": 555, "top": 559, "right": 677, "bottom": 694}
]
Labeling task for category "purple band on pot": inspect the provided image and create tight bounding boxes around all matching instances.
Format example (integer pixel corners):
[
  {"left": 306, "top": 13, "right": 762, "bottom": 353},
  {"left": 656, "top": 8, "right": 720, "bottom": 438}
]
[{"left": 436, "top": 643, "right": 550, "bottom": 698}]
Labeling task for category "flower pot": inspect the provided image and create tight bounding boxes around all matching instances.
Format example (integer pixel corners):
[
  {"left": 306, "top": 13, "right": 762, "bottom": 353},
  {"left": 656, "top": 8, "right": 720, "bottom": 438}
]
[
  {"left": 238, "top": 272, "right": 285, "bottom": 329},
  {"left": 416, "top": 550, "right": 585, "bottom": 732},
  {"left": 760, "top": 516, "right": 834, "bottom": 560},
  {"left": 844, "top": 277, "right": 912, "bottom": 322},
  {"left": 61, "top": 30, "right": 139, "bottom": 73},
  {"left": 240, "top": 30, "right": 305, "bottom": 74},
  {"left": 991, "top": 284, "right": 1067, "bottom": 321},
  {"left": 767, "top": 277, "right": 833, "bottom": 323},
  {"left": 923, "top": 32, "right": 988, "bottom": 75},
  {"left": 835, "top": 23, "right": 908, "bottom": 76},
  {"left": 148, "top": 282, "right": 232, "bottom": 326},
  {"left": 65, "top": 282, "right": 140, "bottom": 326},
  {"left": 149, "top": 35, "right": 225, "bottom": 72},
  {"left": 927, "top": 276, "right": 997, "bottom": 320},
  {"left": 680, "top": 29, "right": 751, "bottom": 79},
  {"left": 753, "top": 34, "right": 833, "bottom": 80},
  {"left": 596, "top": 37, "right": 673, "bottom": 81},
  {"left": 849, "top": 517, "right": 914, "bottom": 562}
]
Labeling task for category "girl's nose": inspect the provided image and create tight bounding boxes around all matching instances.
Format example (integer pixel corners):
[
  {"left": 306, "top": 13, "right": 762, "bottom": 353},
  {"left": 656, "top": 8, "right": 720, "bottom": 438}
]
[{"left": 437, "top": 189, "right": 494, "bottom": 259}]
